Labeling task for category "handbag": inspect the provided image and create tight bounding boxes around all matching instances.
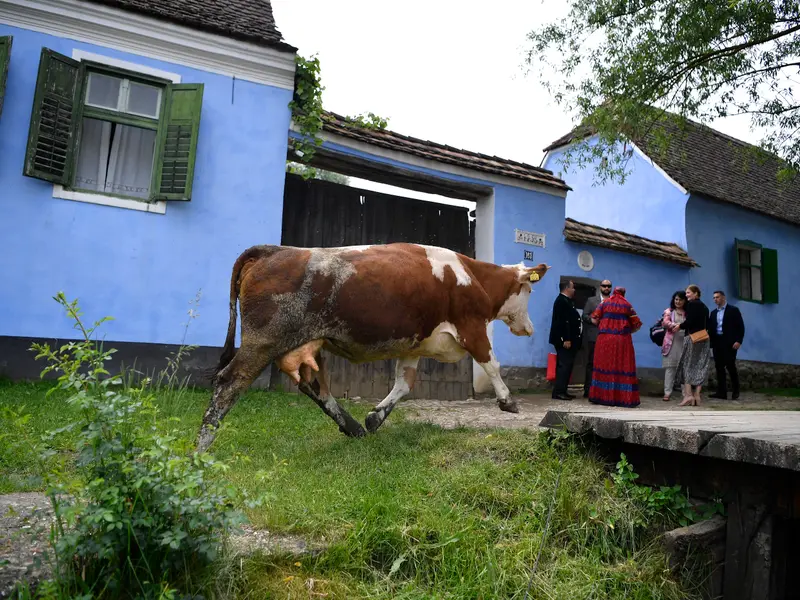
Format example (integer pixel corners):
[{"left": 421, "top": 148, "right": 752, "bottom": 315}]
[
  {"left": 649, "top": 320, "right": 666, "bottom": 347},
  {"left": 689, "top": 329, "right": 709, "bottom": 344}
]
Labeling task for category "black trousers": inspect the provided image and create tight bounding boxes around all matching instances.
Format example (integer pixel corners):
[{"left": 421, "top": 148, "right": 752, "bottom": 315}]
[
  {"left": 553, "top": 345, "right": 577, "bottom": 396},
  {"left": 713, "top": 343, "right": 739, "bottom": 396},
  {"left": 583, "top": 341, "right": 596, "bottom": 397}
]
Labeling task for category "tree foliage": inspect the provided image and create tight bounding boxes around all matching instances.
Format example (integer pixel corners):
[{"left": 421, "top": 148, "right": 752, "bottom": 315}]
[{"left": 528, "top": 0, "right": 800, "bottom": 182}]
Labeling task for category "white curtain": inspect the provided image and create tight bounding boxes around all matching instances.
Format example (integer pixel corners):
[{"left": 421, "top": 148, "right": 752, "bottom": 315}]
[
  {"left": 105, "top": 126, "right": 156, "bottom": 199},
  {"left": 75, "top": 119, "right": 112, "bottom": 193},
  {"left": 75, "top": 119, "right": 156, "bottom": 199}
]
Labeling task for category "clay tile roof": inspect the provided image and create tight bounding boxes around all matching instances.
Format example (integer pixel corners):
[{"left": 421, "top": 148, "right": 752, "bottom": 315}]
[
  {"left": 564, "top": 218, "right": 698, "bottom": 267},
  {"left": 544, "top": 117, "right": 800, "bottom": 227},
  {"left": 321, "top": 112, "right": 570, "bottom": 192},
  {"left": 81, "top": 0, "right": 297, "bottom": 52}
]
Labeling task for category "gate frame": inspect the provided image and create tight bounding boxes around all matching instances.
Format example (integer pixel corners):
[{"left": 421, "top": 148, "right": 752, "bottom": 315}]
[{"left": 288, "top": 123, "right": 569, "bottom": 394}]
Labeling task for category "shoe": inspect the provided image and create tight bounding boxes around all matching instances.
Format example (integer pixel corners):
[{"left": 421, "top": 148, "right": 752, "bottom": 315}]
[
  {"left": 732, "top": 392, "right": 740, "bottom": 400},
  {"left": 565, "top": 392, "right": 576, "bottom": 399},
  {"left": 552, "top": 394, "right": 573, "bottom": 401},
  {"left": 710, "top": 393, "right": 727, "bottom": 400}
]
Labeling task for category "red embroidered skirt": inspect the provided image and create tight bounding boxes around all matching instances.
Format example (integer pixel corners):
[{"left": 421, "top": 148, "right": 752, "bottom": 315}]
[{"left": 588, "top": 332, "right": 640, "bottom": 407}]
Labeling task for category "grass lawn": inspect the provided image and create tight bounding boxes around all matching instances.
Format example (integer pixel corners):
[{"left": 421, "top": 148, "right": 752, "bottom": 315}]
[{"left": 1, "top": 379, "right": 708, "bottom": 599}]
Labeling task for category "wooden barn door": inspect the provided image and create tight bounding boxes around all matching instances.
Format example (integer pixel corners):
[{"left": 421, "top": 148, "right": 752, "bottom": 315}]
[{"left": 277, "top": 173, "right": 475, "bottom": 401}]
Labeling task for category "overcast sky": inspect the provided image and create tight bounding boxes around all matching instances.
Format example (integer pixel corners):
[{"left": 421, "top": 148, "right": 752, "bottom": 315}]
[{"left": 271, "top": 0, "right": 767, "bottom": 203}]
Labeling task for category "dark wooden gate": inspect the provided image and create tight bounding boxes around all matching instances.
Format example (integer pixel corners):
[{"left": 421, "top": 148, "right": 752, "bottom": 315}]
[{"left": 275, "top": 173, "right": 475, "bottom": 401}]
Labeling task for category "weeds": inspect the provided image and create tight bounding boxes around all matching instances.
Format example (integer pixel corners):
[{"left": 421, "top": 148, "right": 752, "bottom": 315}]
[{"left": 13, "top": 293, "right": 267, "bottom": 599}]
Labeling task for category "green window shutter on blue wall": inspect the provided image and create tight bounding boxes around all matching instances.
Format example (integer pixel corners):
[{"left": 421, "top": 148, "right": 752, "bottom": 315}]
[
  {"left": 23, "top": 48, "right": 84, "bottom": 185},
  {"left": 0, "top": 36, "right": 12, "bottom": 119},
  {"left": 153, "top": 83, "right": 204, "bottom": 201},
  {"left": 762, "top": 248, "right": 779, "bottom": 304}
]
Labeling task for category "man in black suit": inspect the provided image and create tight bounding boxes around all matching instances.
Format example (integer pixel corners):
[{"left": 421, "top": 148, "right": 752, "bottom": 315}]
[
  {"left": 709, "top": 290, "right": 745, "bottom": 399},
  {"left": 549, "top": 280, "right": 582, "bottom": 400}
]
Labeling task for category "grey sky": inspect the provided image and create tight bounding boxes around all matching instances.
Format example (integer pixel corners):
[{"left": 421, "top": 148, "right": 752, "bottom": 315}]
[{"left": 272, "top": 0, "right": 769, "bottom": 202}]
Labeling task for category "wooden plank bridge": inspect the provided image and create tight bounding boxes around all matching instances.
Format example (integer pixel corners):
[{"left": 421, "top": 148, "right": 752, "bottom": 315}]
[{"left": 540, "top": 409, "right": 800, "bottom": 600}]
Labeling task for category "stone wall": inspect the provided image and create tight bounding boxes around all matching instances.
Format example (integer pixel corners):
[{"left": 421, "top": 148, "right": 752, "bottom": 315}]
[
  {"left": 497, "top": 360, "right": 800, "bottom": 397},
  {"left": 706, "top": 360, "right": 800, "bottom": 391}
]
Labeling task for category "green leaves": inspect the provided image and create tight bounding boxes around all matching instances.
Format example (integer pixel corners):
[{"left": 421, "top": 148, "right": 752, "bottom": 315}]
[
  {"left": 528, "top": 0, "right": 800, "bottom": 182},
  {"left": 24, "top": 293, "right": 268, "bottom": 598},
  {"left": 289, "top": 54, "right": 325, "bottom": 176}
]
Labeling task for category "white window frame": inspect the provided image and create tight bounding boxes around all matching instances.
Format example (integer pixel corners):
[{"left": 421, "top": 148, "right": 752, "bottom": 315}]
[{"left": 51, "top": 49, "right": 182, "bottom": 215}]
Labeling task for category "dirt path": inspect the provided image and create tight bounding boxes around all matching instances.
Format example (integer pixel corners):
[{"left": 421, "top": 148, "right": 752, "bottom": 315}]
[{"left": 396, "top": 390, "right": 800, "bottom": 431}]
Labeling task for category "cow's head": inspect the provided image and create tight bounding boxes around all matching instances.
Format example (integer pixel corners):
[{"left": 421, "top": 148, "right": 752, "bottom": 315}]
[{"left": 497, "top": 262, "right": 550, "bottom": 336}]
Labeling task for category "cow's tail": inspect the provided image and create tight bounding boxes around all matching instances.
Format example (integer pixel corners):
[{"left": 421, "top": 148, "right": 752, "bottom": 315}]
[{"left": 215, "top": 246, "right": 270, "bottom": 379}]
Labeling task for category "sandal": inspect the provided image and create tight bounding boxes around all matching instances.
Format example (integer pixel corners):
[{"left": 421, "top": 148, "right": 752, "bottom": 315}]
[
  {"left": 663, "top": 395, "right": 671, "bottom": 402},
  {"left": 678, "top": 397, "right": 696, "bottom": 407}
]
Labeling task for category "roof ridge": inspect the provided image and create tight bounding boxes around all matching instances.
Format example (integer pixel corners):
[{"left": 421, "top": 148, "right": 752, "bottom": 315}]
[
  {"left": 564, "top": 217, "right": 683, "bottom": 248},
  {"left": 324, "top": 111, "right": 557, "bottom": 177}
]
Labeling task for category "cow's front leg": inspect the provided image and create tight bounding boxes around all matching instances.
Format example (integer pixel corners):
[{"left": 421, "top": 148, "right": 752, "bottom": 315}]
[
  {"left": 461, "top": 327, "right": 519, "bottom": 414},
  {"left": 478, "top": 350, "right": 518, "bottom": 413},
  {"left": 298, "top": 353, "right": 366, "bottom": 438},
  {"left": 365, "top": 357, "right": 420, "bottom": 433}
]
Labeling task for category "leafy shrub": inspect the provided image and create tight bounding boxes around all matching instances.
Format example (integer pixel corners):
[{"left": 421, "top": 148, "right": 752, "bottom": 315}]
[
  {"left": 24, "top": 293, "right": 265, "bottom": 599},
  {"left": 612, "top": 453, "right": 724, "bottom": 528}
]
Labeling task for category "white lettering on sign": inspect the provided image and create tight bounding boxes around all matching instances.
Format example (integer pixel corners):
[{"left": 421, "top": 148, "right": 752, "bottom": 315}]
[{"left": 514, "top": 229, "right": 546, "bottom": 248}]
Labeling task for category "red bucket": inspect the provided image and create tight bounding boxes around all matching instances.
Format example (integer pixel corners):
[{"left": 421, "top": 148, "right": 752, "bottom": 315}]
[{"left": 546, "top": 352, "right": 557, "bottom": 381}]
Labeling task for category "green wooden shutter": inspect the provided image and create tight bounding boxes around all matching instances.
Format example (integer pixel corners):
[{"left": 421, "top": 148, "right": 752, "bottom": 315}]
[
  {"left": 153, "top": 83, "right": 203, "bottom": 201},
  {"left": 762, "top": 248, "right": 779, "bottom": 304},
  {"left": 23, "top": 48, "right": 84, "bottom": 185},
  {"left": 0, "top": 36, "right": 12, "bottom": 119}
]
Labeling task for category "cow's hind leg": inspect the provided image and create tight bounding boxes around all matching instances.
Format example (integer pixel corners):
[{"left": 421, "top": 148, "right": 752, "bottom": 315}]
[
  {"left": 365, "top": 357, "right": 420, "bottom": 433},
  {"left": 197, "top": 344, "right": 274, "bottom": 452},
  {"left": 298, "top": 353, "right": 366, "bottom": 438}
]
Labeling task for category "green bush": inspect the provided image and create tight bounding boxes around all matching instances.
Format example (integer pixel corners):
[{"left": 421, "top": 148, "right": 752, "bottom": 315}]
[{"left": 24, "top": 293, "right": 266, "bottom": 599}]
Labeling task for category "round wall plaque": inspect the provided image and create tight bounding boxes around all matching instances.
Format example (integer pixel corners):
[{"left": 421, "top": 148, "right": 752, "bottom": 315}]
[{"left": 577, "top": 250, "right": 594, "bottom": 272}]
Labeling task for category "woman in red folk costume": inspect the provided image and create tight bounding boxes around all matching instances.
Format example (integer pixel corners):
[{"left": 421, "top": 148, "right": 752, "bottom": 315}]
[{"left": 588, "top": 286, "right": 642, "bottom": 408}]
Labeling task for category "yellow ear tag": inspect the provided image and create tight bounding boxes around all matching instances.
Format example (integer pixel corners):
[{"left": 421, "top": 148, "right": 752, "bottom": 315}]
[{"left": 529, "top": 272, "right": 540, "bottom": 282}]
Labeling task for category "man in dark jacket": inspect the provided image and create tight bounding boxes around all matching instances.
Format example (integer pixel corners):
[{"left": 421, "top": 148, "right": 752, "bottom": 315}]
[
  {"left": 549, "top": 280, "right": 582, "bottom": 400},
  {"left": 709, "top": 290, "right": 745, "bottom": 399}
]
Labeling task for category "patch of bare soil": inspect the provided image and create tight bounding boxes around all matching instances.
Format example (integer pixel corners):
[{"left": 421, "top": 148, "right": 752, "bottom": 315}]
[
  {"left": 0, "top": 493, "right": 323, "bottom": 596},
  {"left": 0, "top": 493, "right": 54, "bottom": 598}
]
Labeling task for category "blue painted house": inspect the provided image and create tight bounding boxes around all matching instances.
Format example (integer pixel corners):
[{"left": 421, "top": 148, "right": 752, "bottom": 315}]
[
  {"left": 542, "top": 117, "right": 800, "bottom": 388},
  {"left": 0, "top": 0, "right": 297, "bottom": 370}
]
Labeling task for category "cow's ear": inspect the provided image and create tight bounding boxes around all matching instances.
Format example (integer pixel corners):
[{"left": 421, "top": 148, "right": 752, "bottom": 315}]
[{"left": 522, "top": 263, "right": 550, "bottom": 284}]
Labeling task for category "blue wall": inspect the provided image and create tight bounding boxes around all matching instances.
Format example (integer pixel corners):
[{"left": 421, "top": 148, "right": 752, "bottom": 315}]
[
  {"left": 543, "top": 137, "right": 690, "bottom": 248},
  {"left": 0, "top": 26, "right": 293, "bottom": 347},
  {"left": 687, "top": 195, "right": 800, "bottom": 365}
]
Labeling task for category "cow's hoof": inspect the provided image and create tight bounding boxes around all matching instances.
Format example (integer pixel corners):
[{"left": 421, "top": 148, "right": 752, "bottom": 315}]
[
  {"left": 498, "top": 399, "right": 520, "bottom": 414},
  {"left": 339, "top": 415, "right": 367, "bottom": 438},
  {"left": 365, "top": 411, "right": 383, "bottom": 434}
]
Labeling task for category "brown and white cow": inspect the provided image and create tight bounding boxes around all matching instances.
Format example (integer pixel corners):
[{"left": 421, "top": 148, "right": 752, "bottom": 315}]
[{"left": 196, "top": 243, "right": 549, "bottom": 451}]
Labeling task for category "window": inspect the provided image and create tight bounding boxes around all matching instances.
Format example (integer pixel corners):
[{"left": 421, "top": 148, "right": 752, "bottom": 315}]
[
  {"left": 0, "top": 36, "right": 11, "bottom": 119},
  {"left": 735, "top": 239, "right": 779, "bottom": 304},
  {"left": 23, "top": 48, "right": 204, "bottom": 203}
]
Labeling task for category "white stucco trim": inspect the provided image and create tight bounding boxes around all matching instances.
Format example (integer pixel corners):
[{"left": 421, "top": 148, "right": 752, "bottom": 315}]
[
  {"left": 629, "top": 142, "right": 688, "bottom": 195},
  {"left": 72, "top": 49, "right": 182, "bottom": 83},
  {"left": 293, "top": 127, "right": 569, "bottom": 199},
  {"left": 0, "top": 0, "right": 296, "bottom": 89},
  {"left": 52, "top": 186, "right": 167, "bottom": 214}
]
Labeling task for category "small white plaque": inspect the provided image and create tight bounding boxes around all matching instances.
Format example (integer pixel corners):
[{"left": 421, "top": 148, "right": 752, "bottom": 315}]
[
  {"left": 578, "top": 250, "right": 594, "bottom": 272},
  {"left": 514, "top": 229, "right": 546, "bottom": 248}
]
